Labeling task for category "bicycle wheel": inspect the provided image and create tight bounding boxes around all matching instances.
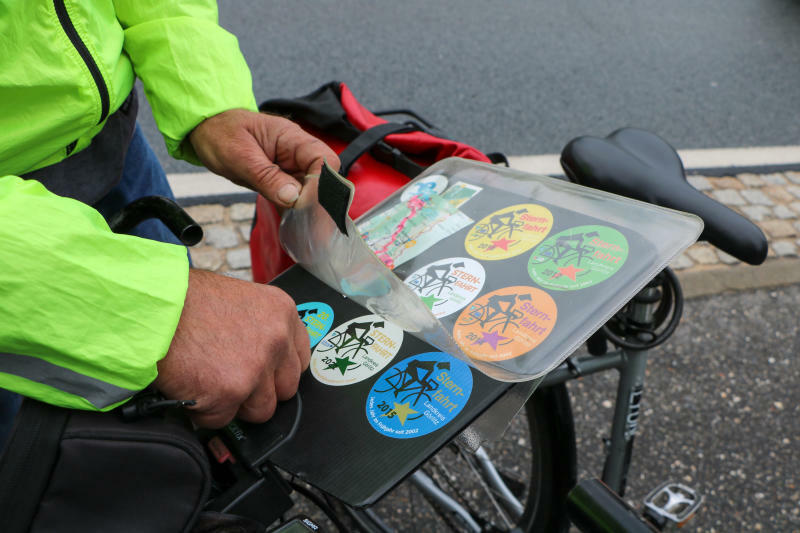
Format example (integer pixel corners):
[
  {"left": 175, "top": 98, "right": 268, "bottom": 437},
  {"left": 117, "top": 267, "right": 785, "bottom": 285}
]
[{"left": 359, "top": 383, "right": 576, "bottom": 532}]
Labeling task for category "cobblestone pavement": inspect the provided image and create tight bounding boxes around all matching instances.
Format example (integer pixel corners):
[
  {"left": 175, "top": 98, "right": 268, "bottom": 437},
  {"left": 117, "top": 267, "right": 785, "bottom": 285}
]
[
  {"left": 183, "top": 170, "right": 800, "bottom": 288},
  {"left": 183, "top": 201, "right": 256, "bottom": 280}
]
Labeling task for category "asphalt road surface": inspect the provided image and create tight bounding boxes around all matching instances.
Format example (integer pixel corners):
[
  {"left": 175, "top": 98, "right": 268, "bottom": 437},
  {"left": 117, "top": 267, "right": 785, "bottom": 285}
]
[{"left": 137, "top": 0, "right": 800, "bottom": 174}]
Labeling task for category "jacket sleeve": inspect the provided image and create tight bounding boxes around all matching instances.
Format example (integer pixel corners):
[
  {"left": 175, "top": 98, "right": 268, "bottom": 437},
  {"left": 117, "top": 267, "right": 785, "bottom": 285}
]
[
  {"left": 114, "top": 1, "right": 258, "bottom": 165},
  {"left": 0, "top": 176, "right": 189, "bottom": 411}
]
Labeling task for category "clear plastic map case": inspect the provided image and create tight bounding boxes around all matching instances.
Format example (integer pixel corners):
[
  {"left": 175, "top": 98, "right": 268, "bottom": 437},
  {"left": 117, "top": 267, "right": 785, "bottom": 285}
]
[{"left": 349, "top": 158, "right": 703, "bottom": 381}]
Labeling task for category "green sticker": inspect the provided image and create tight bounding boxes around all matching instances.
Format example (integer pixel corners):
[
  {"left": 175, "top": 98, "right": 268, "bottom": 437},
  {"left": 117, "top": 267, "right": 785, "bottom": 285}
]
[{"left": 527, "top": 225, "right": 628, "bottom": 290}]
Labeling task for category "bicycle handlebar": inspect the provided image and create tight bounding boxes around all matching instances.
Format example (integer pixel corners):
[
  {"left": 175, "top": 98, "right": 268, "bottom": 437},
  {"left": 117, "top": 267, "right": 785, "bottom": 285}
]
[{"left": 107, "top": 195, "right": 203, "bottom": 246}]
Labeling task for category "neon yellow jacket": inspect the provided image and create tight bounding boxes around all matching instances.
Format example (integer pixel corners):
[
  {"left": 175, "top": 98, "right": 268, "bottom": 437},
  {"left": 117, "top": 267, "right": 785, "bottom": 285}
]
[{"left": 0, "top": 0, "right": 257, "bottom": 410}]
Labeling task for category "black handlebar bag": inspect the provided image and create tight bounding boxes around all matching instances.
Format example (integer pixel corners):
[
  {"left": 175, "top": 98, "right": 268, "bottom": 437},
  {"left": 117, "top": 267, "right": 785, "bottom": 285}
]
[{"left": 0, "top": 399, "right": 211, "bottom": 533}]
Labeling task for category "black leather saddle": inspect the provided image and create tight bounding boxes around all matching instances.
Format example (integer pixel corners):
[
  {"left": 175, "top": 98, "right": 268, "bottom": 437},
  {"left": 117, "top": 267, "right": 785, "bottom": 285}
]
[{"left": 560, "top": 128, "right": 768, "bottom": 265}]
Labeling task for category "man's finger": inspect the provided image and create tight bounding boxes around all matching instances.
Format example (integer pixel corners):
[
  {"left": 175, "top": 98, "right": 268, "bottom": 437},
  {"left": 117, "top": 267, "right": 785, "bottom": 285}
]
[
  {"left": 188, "top": 403, "right": 239, "bottom": 429},
  {"left": 236, "top": 136, "right": 303, "bottom": 207},
  {"left": 293, "top": 315, "right": 311, "bottom": 371},
  {"left": 237, "top": 372, "right": 278, "bottom": 424},
  {"left": 292, "top": 135, "right": 341, "bottom": 176}
]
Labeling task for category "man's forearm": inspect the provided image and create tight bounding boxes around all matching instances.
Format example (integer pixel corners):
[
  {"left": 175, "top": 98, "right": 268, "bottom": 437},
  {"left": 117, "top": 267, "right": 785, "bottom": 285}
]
[{"left": 0, "top": 176, "right": 188, "bottom": 410}]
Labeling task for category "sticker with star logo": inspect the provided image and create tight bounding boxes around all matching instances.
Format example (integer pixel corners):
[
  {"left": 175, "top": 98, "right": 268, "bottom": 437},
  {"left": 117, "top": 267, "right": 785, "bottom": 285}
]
[
  {"left": 310, "top": 314, "right": 404, "bottom": 386},
  {"left": 527, "top": 225, "right": 629, "bottom": 291},
  {"left": 403, "top": 257, "right": 486, "bottom": 318},
  {"left": 464, "top": 204, "right": 553, "bottom": 260},
  {"left": 452, "top": 286, "right": 557, "bottom": 362},
  {"left": 297, "top": 302, "right": 335, "bottom": 348},
  {"left": 366, "top": 352, "right": 473, "bottom": 439}
]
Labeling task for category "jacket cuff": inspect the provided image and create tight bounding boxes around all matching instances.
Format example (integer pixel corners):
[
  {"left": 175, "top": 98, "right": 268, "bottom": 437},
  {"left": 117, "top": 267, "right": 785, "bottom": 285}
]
[{"left": 122, "top": 18, "right": 258, "bottom": 165}]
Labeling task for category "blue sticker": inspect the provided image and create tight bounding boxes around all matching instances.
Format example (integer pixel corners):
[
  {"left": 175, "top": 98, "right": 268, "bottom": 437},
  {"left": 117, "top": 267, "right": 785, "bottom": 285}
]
[
  {"left": 297, "top": 302, "right": 334, "bottom": 348},
  {"left": 365, "top": 352, "right": 473, "bottom": 439}
]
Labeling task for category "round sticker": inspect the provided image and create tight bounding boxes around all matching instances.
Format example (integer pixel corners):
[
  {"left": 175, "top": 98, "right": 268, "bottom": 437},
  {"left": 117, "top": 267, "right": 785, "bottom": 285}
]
[
  {"left": 453, "top": 286, "right": 557, "bottom": 362},
  {"left": 366, "top": 352, "right": 473, "bottom": 439},
  {"left": 404, "top": 257, "right": 486, "bottom": 318},
  {"left": 528, "top": 225, "right": 629, "bottom": 290},
  {"left": 297, "top": 302, "right": 335, "bottom": 348},
  {"left": 310, "top": 314, "right": 404, "bottom": 386},
  {"left": 464, "top": 204, "right": 553, "bottom": 260},
  {"left": 400, "top": 174, "right": 448, "bottom": 201}
]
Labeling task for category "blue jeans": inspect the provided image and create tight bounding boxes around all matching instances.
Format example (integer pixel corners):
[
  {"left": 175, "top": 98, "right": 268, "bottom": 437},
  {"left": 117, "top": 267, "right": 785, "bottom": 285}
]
[
  {"left": 0, "top": 124, "right": 183, "bottom": 450},
  {"left": 94, "top": 124, "right": 184, "bottom": 245}
]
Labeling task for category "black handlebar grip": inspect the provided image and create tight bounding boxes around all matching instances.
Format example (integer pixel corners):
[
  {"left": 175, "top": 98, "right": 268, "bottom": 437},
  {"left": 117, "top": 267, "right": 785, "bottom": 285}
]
[{"left": 107, "top": 196, "right": 203, "bottom": 246}]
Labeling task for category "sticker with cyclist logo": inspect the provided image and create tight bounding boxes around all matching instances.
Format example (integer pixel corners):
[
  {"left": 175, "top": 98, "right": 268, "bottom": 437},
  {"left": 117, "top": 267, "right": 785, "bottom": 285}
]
[
  {"left": 297, "top": 302, "right": 335, "bottom": 348},
  {"left": 400, "top": 174, "right": 449, "bottom": 202},
  {"left": 403, "top": 257, "right": 486, "bottom": 318},
  {"left": 453, "top": 286, "right": 557, "bottom": 361},
  {"left": 464, "top": 204, "right": 553, "bottom": 260},
  {"left": 310, "top": 315, "right": 404, "bottom": 386},
  {"left": 527, "top": 225, "right": 629, "bottom": 291},
  {"left": 365, "top": 352, "right": 473, "bottom": 439}
]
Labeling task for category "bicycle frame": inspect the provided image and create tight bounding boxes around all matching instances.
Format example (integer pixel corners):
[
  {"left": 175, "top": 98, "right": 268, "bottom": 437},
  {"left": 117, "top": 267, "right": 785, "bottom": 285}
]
[{"left": 540, "top": 286, "right": 662, "bottom": 495}]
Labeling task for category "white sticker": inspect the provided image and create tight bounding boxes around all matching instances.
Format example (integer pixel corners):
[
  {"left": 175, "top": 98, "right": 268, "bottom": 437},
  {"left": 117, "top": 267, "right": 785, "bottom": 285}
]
[
  {"left": 404, "top": 257, "right": 486, "bottom": 318},
  {"left": 400, "top": 174, "right": 449, "bottom": 202},
  {"left": 310, "top": 314, "right": 404, "bottom": 386}
]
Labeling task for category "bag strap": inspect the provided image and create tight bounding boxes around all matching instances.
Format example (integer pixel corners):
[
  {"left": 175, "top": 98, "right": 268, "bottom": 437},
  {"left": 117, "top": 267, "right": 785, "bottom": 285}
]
[
  {"left": 0, "top": 399, "right": 69, "bottom": 533},
  {"left": 338, "top": 122, "right": 418, "bottom": 176},
  {"left": 486, "top": 152, "right": 510, "bottom": 166}
]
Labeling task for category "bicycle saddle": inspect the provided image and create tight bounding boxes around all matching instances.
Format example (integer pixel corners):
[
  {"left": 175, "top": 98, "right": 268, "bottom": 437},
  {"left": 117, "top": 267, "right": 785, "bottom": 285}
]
[{"left": 560, "top": 128, "right": 768, "bottom": 265}]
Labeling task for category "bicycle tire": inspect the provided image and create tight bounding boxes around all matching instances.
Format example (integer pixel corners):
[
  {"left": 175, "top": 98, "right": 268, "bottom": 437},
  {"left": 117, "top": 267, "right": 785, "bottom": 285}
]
[
  {"left": 516, "top": 383, "right": 576, "bottom": 532},
  {"left": 364, "top": 383, "right": 576, "bottom": 532}
]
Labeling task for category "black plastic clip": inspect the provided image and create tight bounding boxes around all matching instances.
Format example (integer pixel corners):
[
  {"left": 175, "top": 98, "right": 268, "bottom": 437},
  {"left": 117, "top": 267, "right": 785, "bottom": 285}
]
[{"left": 120, "top": 390, "right": 196, "bottom": 421}]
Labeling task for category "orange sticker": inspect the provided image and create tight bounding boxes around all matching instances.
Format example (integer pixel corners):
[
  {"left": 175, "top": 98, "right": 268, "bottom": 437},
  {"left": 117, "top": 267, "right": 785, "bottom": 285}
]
[
  {"left": 453, "top": 286, "right": 557, "bottom": 361},
  {"left": 464, "top": 204, "right": 553, "bottom": 260}
]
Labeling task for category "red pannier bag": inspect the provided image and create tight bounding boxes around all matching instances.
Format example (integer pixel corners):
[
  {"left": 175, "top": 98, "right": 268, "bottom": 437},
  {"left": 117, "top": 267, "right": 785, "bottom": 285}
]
[{"left": 250, "top": 81, "right": 498, "bottom": 283}]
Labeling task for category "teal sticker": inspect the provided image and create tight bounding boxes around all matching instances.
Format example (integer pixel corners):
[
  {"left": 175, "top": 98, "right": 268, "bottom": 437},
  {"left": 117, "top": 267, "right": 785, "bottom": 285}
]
[
  {"left": 366, "top": 352, "right": 473, "bottom": 439},
  {"left": 297, "top": 302, "right": 334, "bottom": 348}
]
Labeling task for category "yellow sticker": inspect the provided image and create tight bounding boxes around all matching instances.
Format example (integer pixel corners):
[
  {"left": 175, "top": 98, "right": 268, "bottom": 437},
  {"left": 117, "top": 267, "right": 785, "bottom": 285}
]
[{"left": 464, "top": 204, "right": 553, "bottom": 260}]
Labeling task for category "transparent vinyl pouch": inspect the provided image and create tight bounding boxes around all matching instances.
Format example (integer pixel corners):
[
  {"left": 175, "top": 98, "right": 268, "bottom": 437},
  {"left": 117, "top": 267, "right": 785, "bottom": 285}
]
[{"left": 280, "top": 158, "right": 703, "bottom": 382}]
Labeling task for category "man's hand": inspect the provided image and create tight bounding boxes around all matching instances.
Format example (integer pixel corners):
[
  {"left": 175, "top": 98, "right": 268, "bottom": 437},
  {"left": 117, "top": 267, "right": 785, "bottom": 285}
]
[
  {"left": 189, "top": 109, "right": 340, "bottom": 207},
  {"left": 155, "top": 269, "right": 310, "bottom": 428}
]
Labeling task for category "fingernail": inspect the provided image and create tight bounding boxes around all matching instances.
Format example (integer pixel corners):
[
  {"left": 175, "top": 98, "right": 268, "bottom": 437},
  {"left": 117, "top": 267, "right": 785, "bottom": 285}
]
[{"left": 277, "top": 183, "right": 300, "bottom": 205}]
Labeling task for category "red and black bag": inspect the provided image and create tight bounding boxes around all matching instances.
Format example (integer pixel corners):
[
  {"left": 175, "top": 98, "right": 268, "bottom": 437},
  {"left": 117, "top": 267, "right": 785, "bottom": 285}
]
[{"left": 250, "top": 81, "right": 503, "bottom": 283}]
